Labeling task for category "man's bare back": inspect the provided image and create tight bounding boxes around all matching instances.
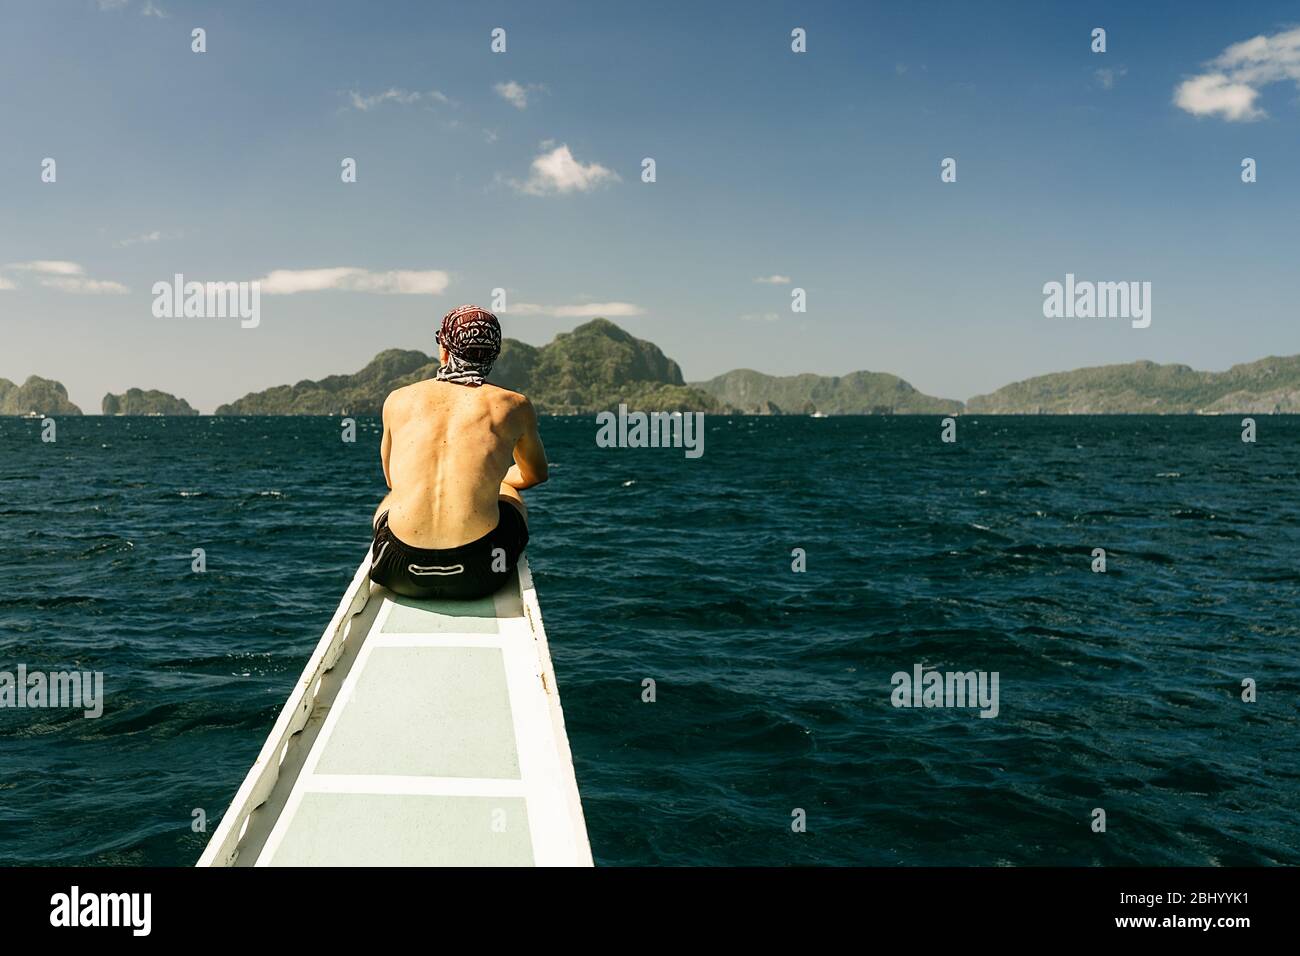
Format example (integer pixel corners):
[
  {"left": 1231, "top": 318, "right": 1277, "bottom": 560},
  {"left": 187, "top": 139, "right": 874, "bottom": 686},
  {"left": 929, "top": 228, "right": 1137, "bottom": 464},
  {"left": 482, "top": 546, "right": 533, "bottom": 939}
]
[
  {"left": 375, "top": 378, "right": 547, "bottom": 549},
  {"left": 367, "top": 304, "right": 545, "bottom": 601}
]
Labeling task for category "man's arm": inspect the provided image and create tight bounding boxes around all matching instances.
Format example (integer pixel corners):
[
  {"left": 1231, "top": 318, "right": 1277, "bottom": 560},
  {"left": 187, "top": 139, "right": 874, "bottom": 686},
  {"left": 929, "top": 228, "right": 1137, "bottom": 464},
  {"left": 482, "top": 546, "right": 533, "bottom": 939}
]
[
  {"left": 504, "top": 397, "right": 548, "bottom": 490},
  {"left": 380, "top": 394, "right": 394, "bottom": 489}
]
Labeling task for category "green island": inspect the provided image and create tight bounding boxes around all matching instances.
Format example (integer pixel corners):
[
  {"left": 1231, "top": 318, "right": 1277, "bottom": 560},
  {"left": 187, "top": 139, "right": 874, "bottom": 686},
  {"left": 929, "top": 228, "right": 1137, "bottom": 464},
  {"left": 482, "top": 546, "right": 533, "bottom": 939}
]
[{"left": 8, "top": 320, "right": 1300, "bottom": 415}]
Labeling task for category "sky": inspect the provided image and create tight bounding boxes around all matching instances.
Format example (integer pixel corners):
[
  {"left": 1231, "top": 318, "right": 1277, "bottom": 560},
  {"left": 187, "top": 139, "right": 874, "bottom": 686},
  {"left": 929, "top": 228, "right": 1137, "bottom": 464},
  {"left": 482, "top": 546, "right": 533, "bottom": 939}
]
[{"left": 2, "top": 0, "right": 1300, "bottom": 413}]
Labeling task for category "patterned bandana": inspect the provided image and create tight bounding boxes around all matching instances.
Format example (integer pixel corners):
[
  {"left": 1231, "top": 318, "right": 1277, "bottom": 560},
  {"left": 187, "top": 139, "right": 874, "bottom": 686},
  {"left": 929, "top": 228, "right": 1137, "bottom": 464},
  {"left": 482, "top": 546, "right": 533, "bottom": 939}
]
[{"left": 435, "top": 305, "right": 501, "bottom": 387}]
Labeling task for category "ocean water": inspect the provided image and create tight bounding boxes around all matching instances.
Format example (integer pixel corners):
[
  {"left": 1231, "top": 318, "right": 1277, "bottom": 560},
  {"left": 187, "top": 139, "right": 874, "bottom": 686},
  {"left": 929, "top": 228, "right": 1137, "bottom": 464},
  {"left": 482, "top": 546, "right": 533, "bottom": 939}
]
[{"left": 1, "top": 415, "right": 1298, "bottom": 867}]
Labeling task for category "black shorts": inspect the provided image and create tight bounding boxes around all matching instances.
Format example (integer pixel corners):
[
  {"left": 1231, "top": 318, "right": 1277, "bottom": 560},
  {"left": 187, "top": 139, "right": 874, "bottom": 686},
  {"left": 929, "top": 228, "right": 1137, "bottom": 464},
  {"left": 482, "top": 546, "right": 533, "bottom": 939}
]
[{"left": 369, "top": 501, "right": 529, "bottom": 601}]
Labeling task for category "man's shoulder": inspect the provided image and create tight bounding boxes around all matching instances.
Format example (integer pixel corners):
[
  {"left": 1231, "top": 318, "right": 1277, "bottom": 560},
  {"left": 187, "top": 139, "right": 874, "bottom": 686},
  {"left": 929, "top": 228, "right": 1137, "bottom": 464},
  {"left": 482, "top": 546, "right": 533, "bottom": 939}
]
[
  {"left": 481, "top": 383, "right": 532, "bottom": 411},
  {"left": 382, "top": 381, "right": 424, "bottom": 410},
  {"left": 383, "top": 381, "right": 532, "bottom": 416}
]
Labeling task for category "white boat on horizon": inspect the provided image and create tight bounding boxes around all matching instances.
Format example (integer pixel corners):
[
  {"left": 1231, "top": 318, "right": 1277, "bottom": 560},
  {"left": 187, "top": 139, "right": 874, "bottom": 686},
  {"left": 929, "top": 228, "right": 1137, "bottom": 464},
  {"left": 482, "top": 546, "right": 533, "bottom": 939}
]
[{"left": 198, "top": 554, "right": 592, "bottom": 867}]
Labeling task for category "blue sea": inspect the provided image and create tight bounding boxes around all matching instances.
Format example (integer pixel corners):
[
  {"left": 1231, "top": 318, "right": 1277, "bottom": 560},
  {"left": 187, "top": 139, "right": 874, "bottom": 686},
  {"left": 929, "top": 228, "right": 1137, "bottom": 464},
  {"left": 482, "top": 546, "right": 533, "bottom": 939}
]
[{"left": 1, "top": 415, "right": 1298, "bottom": 866}]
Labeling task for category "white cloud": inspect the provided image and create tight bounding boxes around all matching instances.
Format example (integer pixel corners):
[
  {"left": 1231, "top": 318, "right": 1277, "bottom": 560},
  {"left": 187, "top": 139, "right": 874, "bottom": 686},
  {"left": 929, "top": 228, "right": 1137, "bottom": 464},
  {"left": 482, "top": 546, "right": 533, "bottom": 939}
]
[
  {"left": 509, "top": 301, "right": 645, "bottom": 318},
  {"left": 97, "top": 0, "right": 129, "bottom": 10},
  {"left": 141, "top": 1, "right": 168, "bottom": 16},
  {"left": 754, "top": 274, "right": 791, "bottom": 285},
  {"left": 2, "top": 260, "right": 128, "bottom": 293},
  {"left": 255, "top": 267, "right": 450, "bottom": 295},
  {"left": 346, "top": 88, "right": 450, "bottom": 111},
  {"left": 1175, "top": 27, "right": 1300, "bottom": 121},
  {"left": 1095, "top": 66, "right": 1127, "bottom": 90},
  {"left": 494, "top": 81, "right": 545, "bottom": 110},
  {"left": 1215, "top": 28, "right": 1300, "bottom": 85},
  {"left": 1175, "top": 73, "right": 1262, "bottom": 121},
  {"left": 513, "top": 144, "right": 619, "bottom": 196},
  {"left": 0, "top": 277, "right": 16, "bottom": 291},
  {"left": 6, "top": 260, "right": 85, "bottom": 275},
  {"left": 113, "top": 230, "right": 176, "bottom": 248},
  {"left": 40, "top": 277, "right": 130, "bottom": 295}
]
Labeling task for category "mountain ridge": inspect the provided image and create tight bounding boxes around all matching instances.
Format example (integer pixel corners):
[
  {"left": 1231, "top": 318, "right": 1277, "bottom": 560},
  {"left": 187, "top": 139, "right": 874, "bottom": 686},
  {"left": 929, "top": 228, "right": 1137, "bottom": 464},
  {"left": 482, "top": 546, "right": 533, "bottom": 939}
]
[
  {"left": 691, "top": 368, "right": 962, "bottom": 415},
  {"left": 213, "top": 318, "right": 720, "bottom": 415},
  {"left": 966, "top": 355, "right": 1300, "bottom": 414},
  {"left": 7, "top": 321, "right": 1300, "bottom": 415},
  {"left": 102, "top": 388, "right": 199, "bottom": 416},
  {"left": 0, "top": 376, "right": 83, "bottom": 416}
]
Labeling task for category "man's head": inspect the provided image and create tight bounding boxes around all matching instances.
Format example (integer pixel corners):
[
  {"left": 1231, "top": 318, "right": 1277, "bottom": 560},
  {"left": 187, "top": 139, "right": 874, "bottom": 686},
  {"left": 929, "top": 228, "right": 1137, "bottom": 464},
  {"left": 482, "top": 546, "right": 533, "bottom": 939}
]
[{"left": 435, "top": 304, "right": 502, "bottom": 386}]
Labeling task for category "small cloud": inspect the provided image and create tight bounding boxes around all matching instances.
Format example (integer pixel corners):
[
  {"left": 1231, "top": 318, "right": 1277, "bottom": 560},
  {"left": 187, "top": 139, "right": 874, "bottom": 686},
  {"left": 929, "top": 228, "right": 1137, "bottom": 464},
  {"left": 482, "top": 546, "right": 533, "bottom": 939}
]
[
  {"left": 1174, "top": 26, "right": 1300, "bottom": 121},
  {"left": 96, "top": 0, "right": 129, "bottom": 10},
  {"left": 0, "top": 277, "right": 16, "bottom": 291},
  {"left": 495, "top": 81, "right": 528, "bottom": 109},
  {"left": 1094, "top": 66, "right": 1127, "bottom": 90},
  {"left": 41, "top": 277, "right": 130, "bottom": 294},
  {"left": 140, "top": 1, "right": 168, "bottom": 17},
  {"left": 483, "top": 128, "right": 499, "bottom": 144},
  {"left": 2, "top": 260, "right": 128, "bottom": 293},
  {"left": 1175, "top": 73, "right": 1262, "bottom": 121},
  {"left": 754, "top": 274, "right": 791, "bottom": 285},
  {"left": 348, "top": 88, "right": 417, "bottom": 110},
  {"left": 255, "top": 267, "right": 450, "bottom": 295},
  {"left": 346, "top": 88, "right": 450, "bottom": 111},
  {"left": 494, "top": 81, "right": 545, "bottom": 110},
  {"left": 511, "top": 144, "right": 619, "bottom": 196},
  {"left": 6, "top": 260, "right": 86, "bottom": 276},
  {"left": 895, "top": 63, "right": 908, "bottom": 76},
  {"left": 739, "top": 312, "right": 781, "bottom": 322},
  {"left": 509, "top": 301, "right": 644, "bottom": 318},
  {"left": 113, "top": 230, "right": 178, "bottom": 248}
]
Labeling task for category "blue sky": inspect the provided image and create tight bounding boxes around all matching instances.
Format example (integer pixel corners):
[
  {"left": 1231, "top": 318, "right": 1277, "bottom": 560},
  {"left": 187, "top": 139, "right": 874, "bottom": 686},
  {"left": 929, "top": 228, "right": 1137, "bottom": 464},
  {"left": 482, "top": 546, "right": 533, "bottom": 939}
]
[{"left": 2, "top": 0, "right": 1300, "bottom": 412}]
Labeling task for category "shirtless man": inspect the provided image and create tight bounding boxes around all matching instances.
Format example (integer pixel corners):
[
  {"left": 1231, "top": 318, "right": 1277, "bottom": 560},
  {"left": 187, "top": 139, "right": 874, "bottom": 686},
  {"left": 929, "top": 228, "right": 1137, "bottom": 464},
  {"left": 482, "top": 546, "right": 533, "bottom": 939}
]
[{"left": 370, "top": 305, "right": 547, "bottom": 600}]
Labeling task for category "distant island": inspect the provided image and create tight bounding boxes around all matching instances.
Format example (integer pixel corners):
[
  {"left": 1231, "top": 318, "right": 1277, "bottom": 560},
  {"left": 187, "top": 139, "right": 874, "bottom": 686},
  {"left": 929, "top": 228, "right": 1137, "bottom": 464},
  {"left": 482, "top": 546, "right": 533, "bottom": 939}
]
[
  {"left": 7, "top": 319, "right": 1300, "bottom": 415},
  {"left": 0, "top": 376, "right": 83, "bottom": 416},
  {"left": 966, "top": 356, "right": 1300, "bottom": 414},
  {"left": 216, "top": 319, "right": 717, "bottom": 415},
  {"left": 215, "top": 320, "right": 1300, "bottom": 415},
  {"left": 692, "top": 368, "right": 961, "bottom": 415},
  {"left": 102, "top": 389, "right": 199, "bottom": 416}
]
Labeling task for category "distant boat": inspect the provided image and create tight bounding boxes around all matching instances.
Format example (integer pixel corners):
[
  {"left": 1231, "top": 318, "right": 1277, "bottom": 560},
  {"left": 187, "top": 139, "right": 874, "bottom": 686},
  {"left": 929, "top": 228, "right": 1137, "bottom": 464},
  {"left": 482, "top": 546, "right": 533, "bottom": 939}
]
[{"left": 810, "top": 411, "right": 829, "bottom": 419}]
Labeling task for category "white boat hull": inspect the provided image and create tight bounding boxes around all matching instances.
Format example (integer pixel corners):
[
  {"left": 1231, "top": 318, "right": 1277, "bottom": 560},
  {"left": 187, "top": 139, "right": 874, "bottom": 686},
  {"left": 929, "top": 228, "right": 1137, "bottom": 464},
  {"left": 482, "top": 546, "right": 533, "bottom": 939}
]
[{"left": 198, "top": 554, "right": 592, "bottom": 866}]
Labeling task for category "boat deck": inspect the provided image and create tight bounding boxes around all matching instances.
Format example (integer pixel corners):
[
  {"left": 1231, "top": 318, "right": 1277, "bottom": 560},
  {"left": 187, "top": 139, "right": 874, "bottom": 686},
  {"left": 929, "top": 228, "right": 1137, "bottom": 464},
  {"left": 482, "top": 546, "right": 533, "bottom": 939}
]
[{"left": 199, "top": 556, "right": 592, "bottom": 867}]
